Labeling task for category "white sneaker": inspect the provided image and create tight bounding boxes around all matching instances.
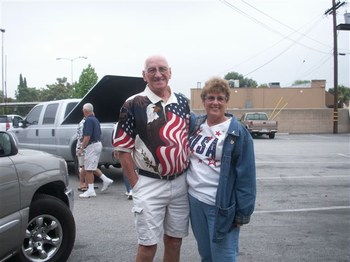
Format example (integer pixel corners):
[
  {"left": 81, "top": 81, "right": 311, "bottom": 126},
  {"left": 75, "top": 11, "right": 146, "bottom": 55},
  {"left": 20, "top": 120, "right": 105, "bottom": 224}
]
[
  {"left": 127, "top": 190, "right": 133, "bottom": 200},
  {"left": 101, "top": 178, "right": 113, "bottom": 192},
  {"left": 79, "top": 190, "right": 96, "bottom": 198}
]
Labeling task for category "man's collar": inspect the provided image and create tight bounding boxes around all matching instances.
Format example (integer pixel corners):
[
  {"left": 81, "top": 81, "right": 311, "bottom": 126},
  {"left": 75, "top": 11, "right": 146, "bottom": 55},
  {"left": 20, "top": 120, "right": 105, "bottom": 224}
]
[{"left": 145, "top": 85, "right": 178, "bottom": 105}]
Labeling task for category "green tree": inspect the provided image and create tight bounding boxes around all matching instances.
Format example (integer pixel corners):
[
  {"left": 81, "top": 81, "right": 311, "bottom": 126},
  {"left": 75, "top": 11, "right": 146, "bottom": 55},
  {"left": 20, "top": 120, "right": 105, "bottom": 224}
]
[
  {"left": 258, "top": 83, "right": 269, "bottom": 88},
  {"left": 15, "top": 74, "right": 40, "bottom": 102},
  {"left": 224, "top": 72, "right": 257, "bottom": 88},
  {"left": 292, "top": 80, "right": 311, "bottom": 86},
  {"left": 40, "top": 78, "right": 71, "bottom": 101},
  {"left": 74, "top": 64, "right": 98, "bottom": 98},
  {"left": 328, "top": 85, "right": 350, "bottom": 108}
]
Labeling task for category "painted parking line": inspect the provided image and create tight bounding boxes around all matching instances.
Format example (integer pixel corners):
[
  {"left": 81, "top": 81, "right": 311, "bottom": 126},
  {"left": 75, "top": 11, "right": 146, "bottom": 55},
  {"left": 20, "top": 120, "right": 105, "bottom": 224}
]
[
  {"left": 255, "top": 206, "right": 350, "bottom": 214},
  {"left": 257, "top": 175, "right": 349, "bottom": 180},
  {"left": 337, "top": 153, "right": 350, "bottom": 158},
  {"left": 256, "top": 161, "right": 350, "bottom": 164}
]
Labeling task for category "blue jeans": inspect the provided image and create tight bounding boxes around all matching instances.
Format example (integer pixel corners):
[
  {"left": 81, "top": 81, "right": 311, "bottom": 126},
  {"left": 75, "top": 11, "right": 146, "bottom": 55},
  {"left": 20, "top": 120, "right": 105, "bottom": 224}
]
[{"left": 189, "top": 194, "right": 240, "bottom": 262}]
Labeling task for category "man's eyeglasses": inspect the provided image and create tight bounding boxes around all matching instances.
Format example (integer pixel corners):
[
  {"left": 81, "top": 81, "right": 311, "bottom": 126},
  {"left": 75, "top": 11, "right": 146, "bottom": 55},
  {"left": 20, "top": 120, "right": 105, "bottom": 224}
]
[
  {"left": 205, "top": 95, "right": 227, "bottom": 103},
  {"left": 146, "top": 66, "right": 169, "bottom": 74}
]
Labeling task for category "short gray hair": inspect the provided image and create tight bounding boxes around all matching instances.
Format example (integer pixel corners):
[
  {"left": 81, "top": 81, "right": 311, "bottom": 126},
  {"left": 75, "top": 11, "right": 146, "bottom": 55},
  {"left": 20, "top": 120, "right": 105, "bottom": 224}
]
[
  {"left": 83, "top": 103, "right": 94, "bottom": 113},
  {"left": 144, "top": 55, "right": 169, "bottom": 70}
]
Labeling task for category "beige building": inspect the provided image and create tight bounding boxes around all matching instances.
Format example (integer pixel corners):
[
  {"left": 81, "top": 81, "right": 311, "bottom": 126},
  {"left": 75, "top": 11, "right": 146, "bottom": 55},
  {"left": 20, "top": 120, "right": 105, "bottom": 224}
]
[
  {"left": 191, "top": 80, "right": 329, "bottom": 110},
  {"left": 190, "top": 80, "right": 350, "bottom": 134}
]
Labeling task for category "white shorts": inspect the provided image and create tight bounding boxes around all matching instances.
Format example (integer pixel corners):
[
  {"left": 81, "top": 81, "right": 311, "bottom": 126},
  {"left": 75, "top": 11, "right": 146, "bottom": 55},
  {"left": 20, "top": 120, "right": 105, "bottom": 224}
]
[
  {"left": 84, "top": 142, "right": 102, "bottom": 171},
  {"left": 131, "top": 173, "right": 189, "bottom": 246}
]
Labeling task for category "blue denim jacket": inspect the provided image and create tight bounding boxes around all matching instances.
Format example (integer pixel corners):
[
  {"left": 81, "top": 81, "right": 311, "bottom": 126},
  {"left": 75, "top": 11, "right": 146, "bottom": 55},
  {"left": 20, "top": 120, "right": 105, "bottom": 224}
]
[{"left": 190, "top": 113, "right": 256, "bottom": 242}]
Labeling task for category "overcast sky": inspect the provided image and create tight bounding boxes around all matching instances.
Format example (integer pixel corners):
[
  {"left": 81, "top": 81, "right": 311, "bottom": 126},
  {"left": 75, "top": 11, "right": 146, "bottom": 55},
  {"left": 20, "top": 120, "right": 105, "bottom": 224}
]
[{"left": 1, "top": 0, "right": 349, "bottom": 99}]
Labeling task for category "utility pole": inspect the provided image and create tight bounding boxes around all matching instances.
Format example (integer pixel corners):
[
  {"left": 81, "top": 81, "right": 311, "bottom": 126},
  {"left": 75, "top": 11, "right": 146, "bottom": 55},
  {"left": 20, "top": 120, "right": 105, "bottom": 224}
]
[
  {"left": 0, "top": 28, "right": 5, "bottom": 114},
  {"left": 331, "top": 0, "right": 339, "bottom": 134},
  {"left": 325, "top": 0, "right": 346, "bottom": 134}
]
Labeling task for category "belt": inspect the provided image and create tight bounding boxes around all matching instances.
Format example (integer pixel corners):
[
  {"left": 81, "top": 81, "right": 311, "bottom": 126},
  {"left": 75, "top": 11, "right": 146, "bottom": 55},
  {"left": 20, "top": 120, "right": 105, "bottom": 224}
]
[
  {"left": 138, "top": 168, "right": 187, "bottom": 181},
  {"left": 88, "top": 140, "right": 100, "bottom": 145}
]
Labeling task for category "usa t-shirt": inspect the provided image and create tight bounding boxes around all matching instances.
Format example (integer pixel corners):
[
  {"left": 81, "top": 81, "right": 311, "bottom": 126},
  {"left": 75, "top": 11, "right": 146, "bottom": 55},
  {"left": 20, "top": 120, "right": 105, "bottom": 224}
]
[{"left": 187, "top": 118, "right": 231, "bottom": 205}]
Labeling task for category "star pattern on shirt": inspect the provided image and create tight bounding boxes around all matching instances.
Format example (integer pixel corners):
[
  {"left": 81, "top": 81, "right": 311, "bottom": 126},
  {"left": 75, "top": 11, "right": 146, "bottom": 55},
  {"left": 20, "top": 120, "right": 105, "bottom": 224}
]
[
  {"left": 167, "top": 94, "right": 188, "bottom": 119},
  {"left": 121, "top": 115, "right": 135, "bottom": 137},
  {"left": 208, "top": 158, "right": 219, "bottom": 167}
]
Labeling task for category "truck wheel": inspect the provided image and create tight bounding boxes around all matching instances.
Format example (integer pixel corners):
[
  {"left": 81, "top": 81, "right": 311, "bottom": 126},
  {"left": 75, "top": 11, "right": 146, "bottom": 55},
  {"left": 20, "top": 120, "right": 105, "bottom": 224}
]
[
  {"left": 18, "top": 194, "right": 76, "bottom": 262},
  {"left": 269, "top": 133, "right": 275, "bottom": 139}
]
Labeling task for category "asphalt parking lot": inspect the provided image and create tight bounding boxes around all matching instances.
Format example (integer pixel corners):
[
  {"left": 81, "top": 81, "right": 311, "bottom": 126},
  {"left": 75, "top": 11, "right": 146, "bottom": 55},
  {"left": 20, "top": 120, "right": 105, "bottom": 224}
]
[{"left": 67, "top": 134, "right": 350, "bottom": 262}]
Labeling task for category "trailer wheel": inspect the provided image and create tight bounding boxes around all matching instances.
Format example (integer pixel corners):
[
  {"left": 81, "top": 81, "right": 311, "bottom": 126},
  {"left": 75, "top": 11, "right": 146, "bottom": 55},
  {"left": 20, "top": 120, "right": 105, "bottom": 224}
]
[{"left": 269, "top": 133, "right": 275, "bottom": 139}]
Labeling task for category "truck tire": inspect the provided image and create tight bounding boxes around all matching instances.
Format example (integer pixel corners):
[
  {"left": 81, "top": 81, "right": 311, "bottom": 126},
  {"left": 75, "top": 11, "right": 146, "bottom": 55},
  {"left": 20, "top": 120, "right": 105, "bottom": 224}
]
[
  {"left": 269, "top": 133, "right": 275, "bottom": 139},
  {"left": 17, "top": 194, "right": 76, "bottom": 262}
]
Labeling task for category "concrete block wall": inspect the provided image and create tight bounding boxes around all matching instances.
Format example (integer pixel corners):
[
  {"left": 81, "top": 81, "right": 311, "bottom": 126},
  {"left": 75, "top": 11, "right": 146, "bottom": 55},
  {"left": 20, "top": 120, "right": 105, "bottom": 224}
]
[{"left": 192, "top": 108, "right": 350, "bottom": 134}]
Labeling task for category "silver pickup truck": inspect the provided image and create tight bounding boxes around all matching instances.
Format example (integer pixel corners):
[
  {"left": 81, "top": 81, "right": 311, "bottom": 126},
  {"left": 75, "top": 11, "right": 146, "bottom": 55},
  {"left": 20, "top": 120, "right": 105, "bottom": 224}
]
[
  {"left": 0, "top": 131, "right": 75, "bottom": 262},
  {"left": 8, "top": 75, "right": 146, "bottom": 174}
]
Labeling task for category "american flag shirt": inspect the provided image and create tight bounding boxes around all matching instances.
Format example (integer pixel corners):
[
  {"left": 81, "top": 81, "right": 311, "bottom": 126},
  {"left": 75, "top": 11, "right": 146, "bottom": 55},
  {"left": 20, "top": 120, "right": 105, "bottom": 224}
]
[{"left": 113, "top": 86, "right": 191, "bottom": 177}]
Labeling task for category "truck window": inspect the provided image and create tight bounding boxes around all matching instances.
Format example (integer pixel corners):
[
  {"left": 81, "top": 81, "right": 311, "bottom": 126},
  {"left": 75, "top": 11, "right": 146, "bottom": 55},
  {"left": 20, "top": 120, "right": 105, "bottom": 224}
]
[
  {"left": 43, "top": 103, "right": 59, "bottom": 125},
  {"left": 259, "top": 114, "right": 268, "bottom": 120},
  {"left": 246, "top": 114, "right": 256, "bottom": 120},
  {"left": 64, "top": 102, "right": 79, "bottom": 118},
  {"left": 26, "top": 105, "right": 43, "bottom": 125}
]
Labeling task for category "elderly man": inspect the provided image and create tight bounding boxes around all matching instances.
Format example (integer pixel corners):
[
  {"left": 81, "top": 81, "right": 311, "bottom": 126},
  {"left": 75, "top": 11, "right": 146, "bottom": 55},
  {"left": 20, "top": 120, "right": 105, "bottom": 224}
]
[
  {"left": 79, "top": 103, "right": 113, "bottom": 198},
  {"left": 113, "top": 55, "right": 191, "bottom": 262}
]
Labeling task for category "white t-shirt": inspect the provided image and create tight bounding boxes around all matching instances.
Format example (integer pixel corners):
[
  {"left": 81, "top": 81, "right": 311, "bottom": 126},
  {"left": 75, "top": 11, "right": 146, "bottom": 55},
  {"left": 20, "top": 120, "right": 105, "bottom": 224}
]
[
  {"left": 76, "top": 118, "right": 85, "bottom": 150},
  {"left": 187, "top": 118, "right": 231, "bottom": 205}
]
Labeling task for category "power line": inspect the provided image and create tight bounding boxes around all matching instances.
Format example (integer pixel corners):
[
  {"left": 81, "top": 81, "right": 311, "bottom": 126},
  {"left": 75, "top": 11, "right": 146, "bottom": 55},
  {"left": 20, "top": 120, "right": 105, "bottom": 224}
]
[
  {"left": 220, "top": 15, "right": 329, "bottom": 77},
  {"left": 292, "top": 53, "right": 333, "bottom": 84},
  {"left": 219, "top": 0, "right": 331, "bottom": 54},
  {"left": 242, "top": 34, "right": 306, "bottom": 77},
  {"left": 240, "top": 0, "right": 333, "bottom": 49},
  {"left": 325, "top": 1, "right": 347, "bottom": 15}
]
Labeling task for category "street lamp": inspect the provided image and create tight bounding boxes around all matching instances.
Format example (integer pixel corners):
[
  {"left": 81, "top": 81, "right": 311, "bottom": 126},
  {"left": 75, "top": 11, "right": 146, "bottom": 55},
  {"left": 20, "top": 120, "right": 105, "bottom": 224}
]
[
  {"left": 56, "top": 56, "right": 87, "bottom": 85},
  {"left": 1, "top": 28, "right": 5, "bottom": 113}
]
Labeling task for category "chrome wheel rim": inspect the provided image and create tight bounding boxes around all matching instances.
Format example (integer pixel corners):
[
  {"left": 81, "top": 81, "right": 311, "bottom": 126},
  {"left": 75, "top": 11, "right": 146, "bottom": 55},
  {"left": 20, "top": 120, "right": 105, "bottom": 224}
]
[{"left": 22, "top": 214, "right": 63, "bottom": 261}]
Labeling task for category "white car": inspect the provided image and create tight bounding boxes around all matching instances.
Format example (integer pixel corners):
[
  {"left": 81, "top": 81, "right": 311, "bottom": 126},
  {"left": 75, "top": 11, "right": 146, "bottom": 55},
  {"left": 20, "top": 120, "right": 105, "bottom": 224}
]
[{"left": 0, "top": 114, "right": 23, "bottom": 131}]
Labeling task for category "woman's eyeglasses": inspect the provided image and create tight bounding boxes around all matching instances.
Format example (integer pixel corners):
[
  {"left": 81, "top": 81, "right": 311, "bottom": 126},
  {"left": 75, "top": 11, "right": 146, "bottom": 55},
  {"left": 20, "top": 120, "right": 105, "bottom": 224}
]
[{"left": 205, "top": 95, "right": 227, "bottom": 103}]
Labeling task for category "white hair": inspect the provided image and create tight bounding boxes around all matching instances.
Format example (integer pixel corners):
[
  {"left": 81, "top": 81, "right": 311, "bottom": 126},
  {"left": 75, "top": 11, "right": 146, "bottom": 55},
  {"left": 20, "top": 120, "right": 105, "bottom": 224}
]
[
  {"left": 83, "top": 103, "right": 94, "bottom": 113},
  {"left": 144, "top": 54, "right": 169, "bottom": 69}
]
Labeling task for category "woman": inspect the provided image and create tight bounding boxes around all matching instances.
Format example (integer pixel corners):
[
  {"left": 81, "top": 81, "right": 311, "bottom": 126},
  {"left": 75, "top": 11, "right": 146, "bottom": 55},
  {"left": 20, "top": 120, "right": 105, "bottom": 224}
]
[{"left": 187, "top": 77, "right": 256, "bottom": 262}]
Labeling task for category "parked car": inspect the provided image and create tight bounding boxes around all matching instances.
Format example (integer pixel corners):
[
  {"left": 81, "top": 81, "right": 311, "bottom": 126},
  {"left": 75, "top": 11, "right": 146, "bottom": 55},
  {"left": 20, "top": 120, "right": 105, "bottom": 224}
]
[
  {"left": 0, "top": 131, "right": 76, "bottom": 262},
  {"left": 0, "top": 114, "right": 23, "bottom": 131},
  {"left": 240, "top": 112, "right": 278, "bottom": 139}
]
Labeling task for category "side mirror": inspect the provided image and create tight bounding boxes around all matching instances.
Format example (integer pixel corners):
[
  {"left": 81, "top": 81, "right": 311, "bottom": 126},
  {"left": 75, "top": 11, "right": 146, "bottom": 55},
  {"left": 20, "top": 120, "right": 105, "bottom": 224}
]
[
  {"left": 16, "top": 119, "right": 26, "bottom": 128},
  {"left": 12, "top": 117, "right": 19, "bottom": 127},
  {"left": 0, "top": 131, "right": 18, "bottom": 157}
]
